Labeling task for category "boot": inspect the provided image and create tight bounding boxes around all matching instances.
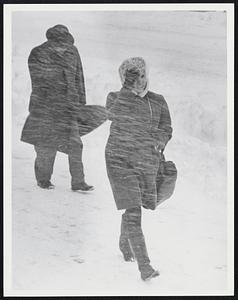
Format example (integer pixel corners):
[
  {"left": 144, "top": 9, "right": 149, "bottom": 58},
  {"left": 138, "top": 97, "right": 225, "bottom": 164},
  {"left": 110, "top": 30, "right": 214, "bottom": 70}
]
[
  {"left": 140, "top": 265, "right": 160, "bottom": 281},
  {"left": 71, "top": 182, "right": 94, "bottom": 191},
  {"left": 37, "top": 180, "right": 55, "bottom": 189},
  {"left": 129, "top": 235, "right": 159, "bottom": 281},
  {"left": 119, "top": 216, "right": 134, "bottom": 262},
  {"left": 119, "top": 238, "right": 135, "bottom": 262}
]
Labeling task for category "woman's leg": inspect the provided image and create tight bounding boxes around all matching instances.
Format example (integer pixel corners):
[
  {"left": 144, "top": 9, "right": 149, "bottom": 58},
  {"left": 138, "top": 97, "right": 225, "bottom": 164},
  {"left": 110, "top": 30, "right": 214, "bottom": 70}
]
[
  {"left": 124, "top": 206, "right": 159, "bottom": 280},
  {"left": 119, "top": 212, "right": 135, "bottom": 261}
]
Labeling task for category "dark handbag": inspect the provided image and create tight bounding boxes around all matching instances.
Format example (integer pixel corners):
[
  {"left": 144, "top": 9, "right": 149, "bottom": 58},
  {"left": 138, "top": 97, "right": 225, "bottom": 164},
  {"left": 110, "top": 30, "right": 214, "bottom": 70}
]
[{"left": 156, "top": 151, "right": 177, "bottom": 207}]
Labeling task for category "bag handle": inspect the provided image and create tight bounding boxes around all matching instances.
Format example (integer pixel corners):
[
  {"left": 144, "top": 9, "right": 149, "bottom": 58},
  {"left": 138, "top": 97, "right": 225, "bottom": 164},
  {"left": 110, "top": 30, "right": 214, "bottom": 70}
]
[{"left": 160, "top": 148, "right": 165, "bottom": 161}]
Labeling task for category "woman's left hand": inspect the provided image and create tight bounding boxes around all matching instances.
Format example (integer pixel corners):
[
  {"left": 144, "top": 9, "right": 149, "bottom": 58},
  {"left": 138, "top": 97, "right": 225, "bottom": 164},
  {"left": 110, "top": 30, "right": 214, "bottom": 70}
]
[{"left": 154, "top": 140, "right": 165, "bottom": 152}]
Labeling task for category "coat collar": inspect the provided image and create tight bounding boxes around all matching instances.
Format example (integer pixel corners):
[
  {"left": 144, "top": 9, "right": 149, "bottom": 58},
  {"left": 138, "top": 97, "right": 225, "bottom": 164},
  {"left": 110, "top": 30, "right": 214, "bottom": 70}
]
[{"left": 120, "top": 87, "right": 149, "bottom": 99}]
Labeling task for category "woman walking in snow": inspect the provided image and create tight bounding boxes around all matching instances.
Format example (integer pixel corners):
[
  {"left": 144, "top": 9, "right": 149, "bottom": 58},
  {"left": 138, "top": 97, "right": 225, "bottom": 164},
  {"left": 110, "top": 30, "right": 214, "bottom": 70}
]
[{"left": 105, "top": 57, "right": 172, "bottom": 281}]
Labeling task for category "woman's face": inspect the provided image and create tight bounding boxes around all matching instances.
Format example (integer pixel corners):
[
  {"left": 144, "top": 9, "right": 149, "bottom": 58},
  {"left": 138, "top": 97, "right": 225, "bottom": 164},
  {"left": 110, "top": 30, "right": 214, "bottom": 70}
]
[{"left": 134, "top": 68, "right": 147, "bottom": 92}]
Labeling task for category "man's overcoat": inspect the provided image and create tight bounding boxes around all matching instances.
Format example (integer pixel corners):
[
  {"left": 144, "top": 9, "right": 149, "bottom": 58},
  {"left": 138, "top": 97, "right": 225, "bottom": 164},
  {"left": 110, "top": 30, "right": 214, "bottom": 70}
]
[{"left": 21, "top": 25, "right": 86, "bottom": 153}]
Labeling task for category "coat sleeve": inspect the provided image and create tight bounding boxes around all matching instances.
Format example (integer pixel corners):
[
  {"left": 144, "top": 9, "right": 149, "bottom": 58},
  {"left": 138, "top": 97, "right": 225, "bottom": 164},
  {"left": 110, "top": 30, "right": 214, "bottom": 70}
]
[
  {"left": 106, "top": 92, "right": 117, "bottom": 121},
  {"left": 28, "top": 48, "right": 48, "bottom": 113},
  {"left": 106, "top": 90, "right": 136, "bottom": 122},
  {"left": 63, "top": 47, "right": 84, "bottom": 117},
  {"left": 75, "top": 49, "right": 86, "bottom": 105},
  {"left": 28, "top": 49, "right": 38, "bottom": 112},
  {"left": 152, "top": 96, "right": 173, "bottom": 147},
  {"left": 159, "top": 97, "right": 173, "bottom": 142}
]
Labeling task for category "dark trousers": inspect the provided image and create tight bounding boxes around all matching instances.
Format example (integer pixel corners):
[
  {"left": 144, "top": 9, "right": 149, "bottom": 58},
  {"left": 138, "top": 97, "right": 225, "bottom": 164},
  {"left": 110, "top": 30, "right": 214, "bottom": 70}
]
[
  {"left": 34, "top": 142, "right": 85, "bottom": 186},
  {"left": 120, "top": 207, "right": 150, "bottom": 271}
]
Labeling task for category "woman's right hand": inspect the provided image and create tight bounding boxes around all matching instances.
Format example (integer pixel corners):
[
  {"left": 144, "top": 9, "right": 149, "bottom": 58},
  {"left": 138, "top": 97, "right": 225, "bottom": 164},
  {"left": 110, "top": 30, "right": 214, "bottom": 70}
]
[{"left": 123, "top": 66, "right": 140, "bottom": 90}]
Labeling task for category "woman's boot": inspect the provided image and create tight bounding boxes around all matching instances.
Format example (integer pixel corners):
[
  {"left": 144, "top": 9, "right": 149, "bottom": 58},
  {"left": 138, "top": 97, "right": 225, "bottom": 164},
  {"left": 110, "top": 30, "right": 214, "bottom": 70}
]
[
  {"left": 129, "top": 234, "right": 159, "bottom": 281},
  {"left": 124, "top": 206, "right": 159, "bottom": 280}
]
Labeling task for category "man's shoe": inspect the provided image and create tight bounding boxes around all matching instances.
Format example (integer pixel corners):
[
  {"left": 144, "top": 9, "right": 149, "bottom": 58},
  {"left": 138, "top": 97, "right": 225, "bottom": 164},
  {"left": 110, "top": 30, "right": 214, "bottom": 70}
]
[
  {"left": 71, "top": 182, "right": 94, "bottom": 191},
  {"left": 37, "top": 181, "right": 55, "bottom": 189}
]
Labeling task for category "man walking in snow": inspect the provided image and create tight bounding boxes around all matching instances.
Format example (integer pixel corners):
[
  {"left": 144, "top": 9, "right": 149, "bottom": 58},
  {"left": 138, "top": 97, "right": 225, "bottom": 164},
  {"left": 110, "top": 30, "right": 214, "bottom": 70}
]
[{"left": 21, "top": 24, "right": 93, "bottom": 191}]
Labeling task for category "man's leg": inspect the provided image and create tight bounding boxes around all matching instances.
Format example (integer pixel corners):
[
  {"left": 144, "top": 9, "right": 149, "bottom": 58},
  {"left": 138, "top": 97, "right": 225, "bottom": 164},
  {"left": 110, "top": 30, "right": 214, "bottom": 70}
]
[
  {"left": 68, "top": 139, "right": 93, "bottom": 191},
  {"left": 68, "top": 139, "right": 85, "bottom": 185},
  {"left": 34, "top": 146, "right": 57, "bottom": 187}
]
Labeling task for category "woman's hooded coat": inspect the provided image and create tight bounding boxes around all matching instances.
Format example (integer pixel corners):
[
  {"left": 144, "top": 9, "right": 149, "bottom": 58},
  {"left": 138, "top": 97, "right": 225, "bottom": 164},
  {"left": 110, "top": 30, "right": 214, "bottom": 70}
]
[
  {"left": 105, "top": 57, "right": 173, "bottom": 210},
  {"left": 21, "top": 25, "right": 86, "bottom": 153}
]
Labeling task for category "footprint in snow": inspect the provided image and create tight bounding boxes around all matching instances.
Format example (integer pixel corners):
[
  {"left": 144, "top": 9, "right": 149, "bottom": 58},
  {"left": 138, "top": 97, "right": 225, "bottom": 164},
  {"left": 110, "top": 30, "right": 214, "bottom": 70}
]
[
  {"left": 215, "top": 265, "right": 226, "bottom": 270},
  {"left": 13, "top": 155, "right": 28, "bottom": 160},
  {"left": 70, "top": 255, "right": 85, "bottom": 264},
  {"left": 50, "top": 225, "right": 58, "bottom": 228}
]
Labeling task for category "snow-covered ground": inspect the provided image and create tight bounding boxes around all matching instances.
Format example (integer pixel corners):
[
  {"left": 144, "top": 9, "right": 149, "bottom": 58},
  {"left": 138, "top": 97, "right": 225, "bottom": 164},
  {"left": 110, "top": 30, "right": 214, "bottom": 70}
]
[{"left": 8, "top": 9, "right": 231, "bottom": 296}]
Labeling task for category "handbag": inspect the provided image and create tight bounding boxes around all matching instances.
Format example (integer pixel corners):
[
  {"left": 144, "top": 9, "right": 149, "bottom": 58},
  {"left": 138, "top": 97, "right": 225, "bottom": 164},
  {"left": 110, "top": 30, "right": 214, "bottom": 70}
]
[{"left": 156, "top": 151, "right": 177, "bottom": 207}]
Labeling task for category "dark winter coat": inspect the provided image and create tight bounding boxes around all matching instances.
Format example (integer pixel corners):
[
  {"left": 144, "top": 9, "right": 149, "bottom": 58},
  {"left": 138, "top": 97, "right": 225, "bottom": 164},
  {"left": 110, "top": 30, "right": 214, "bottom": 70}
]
[
  {"left": 21, "top": 25, "right": 86, "bottom": 153},
  {"left": 105, "top": 87, "right": 172, "bottom": 210}
]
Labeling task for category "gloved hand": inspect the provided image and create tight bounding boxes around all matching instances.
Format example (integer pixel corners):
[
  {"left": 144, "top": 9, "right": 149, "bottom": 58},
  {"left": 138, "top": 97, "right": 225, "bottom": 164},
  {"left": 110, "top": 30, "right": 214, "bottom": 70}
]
[
  {"left": 151, "top": 129, "right": 168, "bottom": 152},
  {"left": 123, "top": 66, "right": 140, "bottom": 90},
  {"left": 154, "top": 140, "right": 166, "bottom": 152}
]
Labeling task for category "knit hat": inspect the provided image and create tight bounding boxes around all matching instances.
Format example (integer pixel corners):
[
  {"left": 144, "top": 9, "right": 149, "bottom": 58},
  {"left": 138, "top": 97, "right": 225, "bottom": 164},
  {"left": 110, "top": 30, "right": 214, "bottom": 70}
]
[{"left": 119, "top": 57, "right": 148, "bottom": 97}]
